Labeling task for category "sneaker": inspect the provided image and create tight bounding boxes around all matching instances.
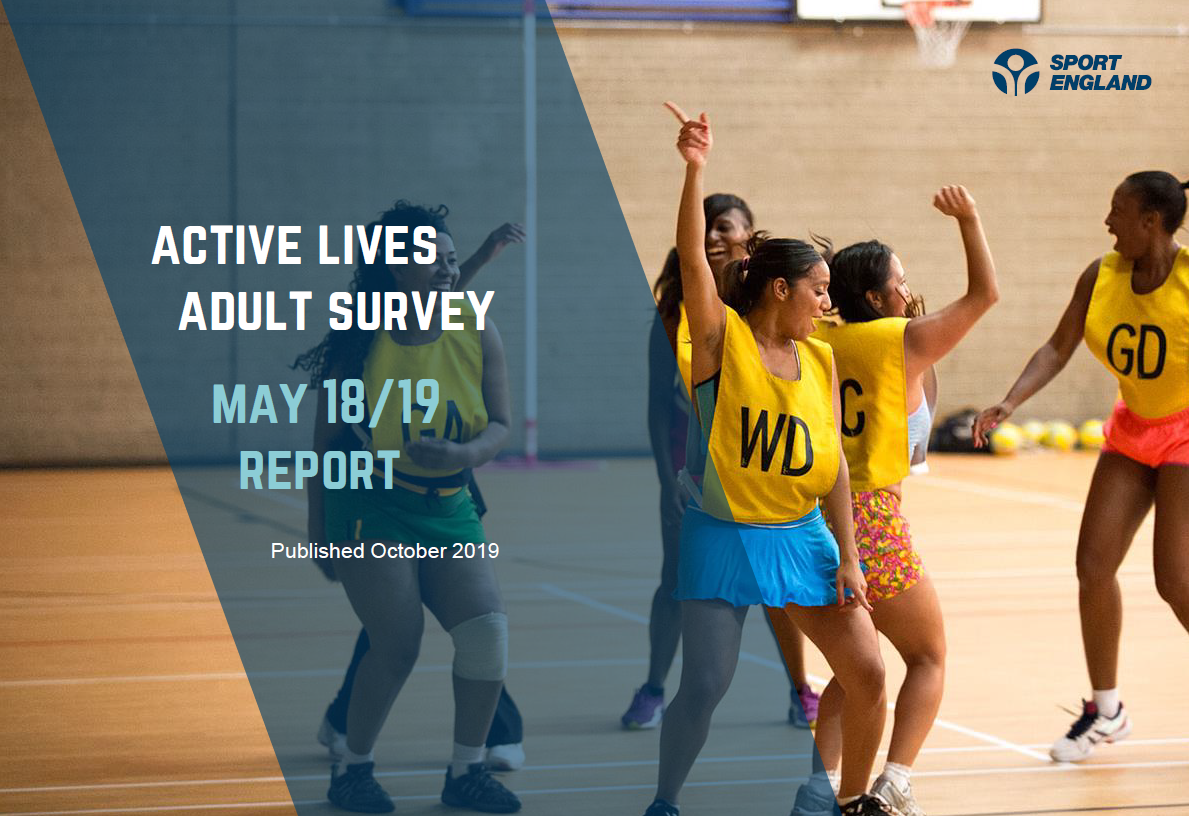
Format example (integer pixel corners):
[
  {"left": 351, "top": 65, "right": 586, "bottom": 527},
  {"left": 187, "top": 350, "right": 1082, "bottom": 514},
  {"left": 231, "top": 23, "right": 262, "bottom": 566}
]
[
  {"left": 790, "top": 777, "right": 836, "bottom": 816},
  {"left": 441, "top": 762, "right": 522, "bottom": 813},
  {"left": 870, "top": 773, "right": 924, "bottom": 816},
  {"left": 839, "top": 795, "right": 898, "bottom": 816},
  {"left": 317, "top": 714, "right": 348, "bottom": 760},
  {"left": 789, "top": 684, "right": 820, "bottom": 729},
  {"left": 1050, "top": 700, "right": 1131, "bottom": 762},
  {"left": 621, "top": 686, "right": 664, "bottom": 730},
  {"left": 484, "top": 742, "right": 525, "bottom": 772},
  {"left": 327, "top": 762, "right": 394, "bottom": 814},
  {"left": 643, "top": 799, "right": 680, "bottom": 816}
]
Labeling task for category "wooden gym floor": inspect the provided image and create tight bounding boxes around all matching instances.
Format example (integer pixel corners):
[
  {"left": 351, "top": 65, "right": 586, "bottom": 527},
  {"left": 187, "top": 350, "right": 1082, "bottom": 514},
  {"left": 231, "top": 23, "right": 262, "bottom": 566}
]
[{"left": 3, "top": 453, "right": 1189, "bottom": 815}]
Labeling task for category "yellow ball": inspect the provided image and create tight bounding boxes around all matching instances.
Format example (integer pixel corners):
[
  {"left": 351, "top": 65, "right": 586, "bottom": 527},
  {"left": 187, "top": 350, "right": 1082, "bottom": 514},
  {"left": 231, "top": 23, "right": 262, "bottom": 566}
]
[
  {"left": 1043, "top": 420, "right": 1078, "bottom": 452},
  {"left": 1021, "top": 420, "right": 1046, "bottom": 446},
  {"left": 990, "top": 422, "right": 1023, "bottom": 455},
  {"left": 1079, "top": 419, "right": 1105, "bottom": 450}
]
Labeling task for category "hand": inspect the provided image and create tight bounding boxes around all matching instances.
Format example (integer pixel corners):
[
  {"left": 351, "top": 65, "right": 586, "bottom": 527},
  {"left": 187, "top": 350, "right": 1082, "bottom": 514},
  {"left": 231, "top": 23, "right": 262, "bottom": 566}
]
[
  {"left": 404, "top": 437, "right": 473, "bottom": 471},
  {"left": 933, "top": 185, "right": 977, "bottom": 221},
  {"left": 484, "top": 222, "right": 526, "bottom": 254},
  {"left": 972, "top": 402, "right": 1013, "bottom": 448},
  {"left": 660, "top": 481, "right": 686, "bottom": 530},
  {"left": 664, "top": 101, "right": 712, "bottom": 168},
  {"left": 836, "top": 560, "right": 873, "bottom": 612}
]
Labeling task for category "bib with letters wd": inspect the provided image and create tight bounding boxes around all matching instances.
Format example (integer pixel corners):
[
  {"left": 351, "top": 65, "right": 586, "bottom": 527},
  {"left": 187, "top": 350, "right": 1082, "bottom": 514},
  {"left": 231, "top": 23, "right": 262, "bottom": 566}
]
[
  {"left": 1085, "top": 249, "right": 1189, "bottom": 419},
  {"left": 813, "top": 318, "right": 911, "bottom": 491},
  {"left": 363, "top": 305, "right": 488, "bottom": 484},
  {"left": 700, "top": 307, "right": 839, "bottom": 524}
]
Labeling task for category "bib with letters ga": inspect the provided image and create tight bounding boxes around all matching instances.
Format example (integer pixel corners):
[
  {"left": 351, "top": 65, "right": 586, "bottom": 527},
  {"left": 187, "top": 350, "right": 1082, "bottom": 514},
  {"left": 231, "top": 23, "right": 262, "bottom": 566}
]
[
  {"left": 813, "top": 318, "right": 911, "bottom": 491},
  {"left": 698, "top": 307, "right": 839, "bottom": 523},
  {"left": 363, "top": 306, "right": 488, "bottom": 485},
  {"left": 1084, "top": 249, "right": 1189, "bottom": 419}
]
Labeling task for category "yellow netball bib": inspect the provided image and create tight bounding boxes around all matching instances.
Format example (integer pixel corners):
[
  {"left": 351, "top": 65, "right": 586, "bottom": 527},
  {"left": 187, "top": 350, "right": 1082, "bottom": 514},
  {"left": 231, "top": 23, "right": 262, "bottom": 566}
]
[
  {"left": 363, "top": 303, "right": 488, "bottom": 483},
  {"left": 813, "top": 318, "right": 911, "bottom": 491},
  {"left": 701, "top": 308, "right": 840, "bottom": 523},
  {"left": 676, "top": 303, "right": 693, "bottom": 399},
  {"left": 1085, "top": 249, "right": 1189, "bottom": 419}
]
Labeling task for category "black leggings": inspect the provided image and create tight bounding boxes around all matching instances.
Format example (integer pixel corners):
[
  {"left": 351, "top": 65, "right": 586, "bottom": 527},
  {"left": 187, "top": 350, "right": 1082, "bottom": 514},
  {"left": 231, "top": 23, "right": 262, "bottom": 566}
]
[{"left": 325, "top": 628, "right": 523, "bottom": 746}]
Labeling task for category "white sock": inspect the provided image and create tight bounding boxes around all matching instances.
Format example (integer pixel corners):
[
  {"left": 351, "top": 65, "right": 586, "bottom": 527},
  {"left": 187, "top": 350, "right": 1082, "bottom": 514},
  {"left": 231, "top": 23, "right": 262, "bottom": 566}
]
[
  {"left": 342, "top": 747, "right": 374, "bottom": 767},
  {"left": 838, "top": 795, "right": 861, "bottom": 806},
  {"left": 451, "top": 743, "right": 485, "bottom": 776},
  {"left": 880, "top": 761, "right": 912, "bottom": 791},
  {"left": 1092, "top": 689, "right": 1120, "bottom": 718},
  {"left": 826, "top": 769, "right": 842, "bottom": 795}
]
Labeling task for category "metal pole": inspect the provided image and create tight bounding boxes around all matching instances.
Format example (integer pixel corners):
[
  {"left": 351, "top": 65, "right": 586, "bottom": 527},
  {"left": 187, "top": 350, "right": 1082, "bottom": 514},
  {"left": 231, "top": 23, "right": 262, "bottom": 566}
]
[{"left": 523, "top": 0, "right": 538, "bottom": 462}]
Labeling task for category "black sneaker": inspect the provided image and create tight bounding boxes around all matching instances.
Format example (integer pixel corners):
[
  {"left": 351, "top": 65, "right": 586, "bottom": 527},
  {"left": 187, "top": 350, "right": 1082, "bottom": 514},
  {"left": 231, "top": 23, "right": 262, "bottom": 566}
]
[
  {"left": 327, "top": 762, "right": 395, "bottom": 813},
  {"left": 441, "top": 763, "right": 522, "bottom": 813},
  {"left": 643, "top": 800, "right": 680, "bottom": 816},
  {"left": 840, "top": 794, "right": 896, "bottom": 816}
]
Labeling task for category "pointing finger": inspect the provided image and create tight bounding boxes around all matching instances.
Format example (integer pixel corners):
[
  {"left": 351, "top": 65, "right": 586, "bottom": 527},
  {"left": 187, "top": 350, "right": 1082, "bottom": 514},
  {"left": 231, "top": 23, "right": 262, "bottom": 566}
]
[{"left": 664, "top": 100, "right": 691, "bottom": 124}]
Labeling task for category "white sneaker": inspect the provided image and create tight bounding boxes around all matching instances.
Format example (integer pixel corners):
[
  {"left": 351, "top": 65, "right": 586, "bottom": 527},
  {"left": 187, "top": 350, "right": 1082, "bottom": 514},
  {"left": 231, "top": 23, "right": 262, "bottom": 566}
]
[
  {"left": 870, "top": 773, "right": 924, "bottom": 816},
  {"left": 484, "top": 742, "right": 525, "bottom": 771},
  {"left": 1050, "top": 700, "right": 1131, "bottom": 762},
  {"left": 316, "top": 715, "right": 348, "bottom": 760}
]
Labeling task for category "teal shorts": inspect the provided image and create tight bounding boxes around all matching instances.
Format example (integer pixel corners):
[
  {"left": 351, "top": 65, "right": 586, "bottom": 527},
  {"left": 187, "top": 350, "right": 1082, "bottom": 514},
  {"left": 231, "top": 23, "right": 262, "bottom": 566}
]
[{"left": 324, "top": 484, "right": 486, "bottom": 550}]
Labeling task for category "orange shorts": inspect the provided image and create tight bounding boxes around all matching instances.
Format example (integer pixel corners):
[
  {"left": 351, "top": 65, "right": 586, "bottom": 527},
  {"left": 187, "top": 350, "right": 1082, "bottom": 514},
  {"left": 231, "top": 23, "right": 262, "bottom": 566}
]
[{"left": 1102, "top": 400, "right": 1189, "bottom": 468}]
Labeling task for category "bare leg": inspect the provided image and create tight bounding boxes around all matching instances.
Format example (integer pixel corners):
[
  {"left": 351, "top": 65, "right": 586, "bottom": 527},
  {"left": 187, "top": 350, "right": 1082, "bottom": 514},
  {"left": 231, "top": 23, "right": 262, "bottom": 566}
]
[
  {"left": 872, "top": 575, "right": 946, "bottom": 767},
  {"left": 655, "top": 600, "right": 747, "bottom": 803},
  {"left": 1076, "top": 452, "right": 1155, "bottom": 689},
  {"left": 766, "top": 605, "right": 809, "bottom": 690},
  {"left": 782, "top": 603, "right": 885, "bottom": 800},
  {"left": 814, "top": 676, "right": 844, "bottom": 771},
  {"left": 335, "top": 551, "right": 425, "bottom": 754},
  {"left": 420, "top": 555, "right": 507, "bottom": 748},
  {"left": 1153, "top": 465, "right": 1189, "bottom": 632}
]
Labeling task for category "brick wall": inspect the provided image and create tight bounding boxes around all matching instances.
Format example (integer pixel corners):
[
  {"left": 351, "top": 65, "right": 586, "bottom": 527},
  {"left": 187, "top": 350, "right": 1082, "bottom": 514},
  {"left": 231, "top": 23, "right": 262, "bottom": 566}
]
[
  {"left": 558, "top": 0, "right": 1188, "bottom": 426},
  {"left": 3, "top": 0, "right": 1186, "bottom": 462}
]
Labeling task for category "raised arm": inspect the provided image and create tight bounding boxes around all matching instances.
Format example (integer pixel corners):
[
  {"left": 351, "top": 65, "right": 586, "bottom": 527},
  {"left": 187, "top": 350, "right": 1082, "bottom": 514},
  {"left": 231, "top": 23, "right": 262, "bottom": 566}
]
[
  {"left": 457, "top": 222, "right": 526, "bottom": 290},
  {"left": 665, "top": 101, "right": 726, "bottom": 384},
  {"left": 972, "top": 261, "right": 1099, "bottom": 446},
  {"left": 903, "top": 186, "right": 999, "bottom": 381}
]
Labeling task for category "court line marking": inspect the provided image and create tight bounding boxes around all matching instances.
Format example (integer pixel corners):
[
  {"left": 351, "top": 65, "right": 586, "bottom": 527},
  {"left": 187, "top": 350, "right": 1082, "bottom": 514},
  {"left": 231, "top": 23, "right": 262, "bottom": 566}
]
[
  {"left": 7, "top": 763, "right": 1189, "bottom": 814},
  {"left": 11, "top": 741, "right": 1189, "bottom": 796},
  {"left": 0, "top": 658, "right": 650, "bottom": 688},
  {"left": 919, "top": 475, "right": 1088, "bottom": 513},
  {"left": 540, "top": 583, "right": 1051, "bottom": 763}
]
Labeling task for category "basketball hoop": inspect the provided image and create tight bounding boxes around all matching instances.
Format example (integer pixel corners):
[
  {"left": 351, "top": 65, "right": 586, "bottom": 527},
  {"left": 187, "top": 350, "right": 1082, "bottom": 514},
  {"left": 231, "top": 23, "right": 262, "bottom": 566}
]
[{"left": 902, "top": 0, "right": 971, "bottom": 69}]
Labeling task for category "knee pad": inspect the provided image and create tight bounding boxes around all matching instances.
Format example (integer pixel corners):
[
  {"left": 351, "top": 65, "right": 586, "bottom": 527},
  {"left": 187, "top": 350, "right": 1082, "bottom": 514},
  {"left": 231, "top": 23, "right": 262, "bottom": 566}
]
[{"left": 448, "top": 612, "right": 508, "bottom": 681}]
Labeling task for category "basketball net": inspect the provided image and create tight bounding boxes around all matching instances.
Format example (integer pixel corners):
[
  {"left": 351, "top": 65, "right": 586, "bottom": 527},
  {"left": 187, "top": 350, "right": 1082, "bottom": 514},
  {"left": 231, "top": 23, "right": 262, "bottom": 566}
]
[{"left": 903, "top": 0, "right": 970, "bottom": 69}]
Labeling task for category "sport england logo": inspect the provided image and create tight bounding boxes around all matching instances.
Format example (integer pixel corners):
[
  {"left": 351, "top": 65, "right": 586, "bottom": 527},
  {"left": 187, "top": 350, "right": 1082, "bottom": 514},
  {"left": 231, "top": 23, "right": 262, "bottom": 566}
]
[
  {"left": 993, "top": 50, "right": 1153, "bottom": 95},
  {"left": 993, "top": 48, "right": 1040, "bottom": 95}
]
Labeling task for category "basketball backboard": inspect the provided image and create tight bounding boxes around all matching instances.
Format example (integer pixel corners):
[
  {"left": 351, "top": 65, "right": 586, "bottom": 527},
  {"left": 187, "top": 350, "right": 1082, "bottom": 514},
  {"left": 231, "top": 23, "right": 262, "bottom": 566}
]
[{"left": 795, "top": 0, "right": 1041, "bottom": 23}]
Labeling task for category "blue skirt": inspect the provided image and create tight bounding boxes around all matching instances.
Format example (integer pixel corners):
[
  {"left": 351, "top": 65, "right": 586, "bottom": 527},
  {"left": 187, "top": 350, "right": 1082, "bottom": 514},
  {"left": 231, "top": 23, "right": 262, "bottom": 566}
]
[{"left": 675, "top": 504, "right": 840, "bottom": 608}]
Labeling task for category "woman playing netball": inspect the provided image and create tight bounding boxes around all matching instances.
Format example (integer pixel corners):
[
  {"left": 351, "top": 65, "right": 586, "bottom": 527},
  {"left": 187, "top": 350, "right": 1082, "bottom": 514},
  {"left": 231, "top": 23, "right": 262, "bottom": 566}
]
[
  {"left": 313, "top": 221, "right": 528, "bottom": 774},
  {"left": 626, "top": 195, "right": 819, "bottom": 731},
  {"left": 641, "top": 103, "right": 891, "bottom": 816},
  {"left": 295, "top": 201, "right": 520, "bottom": 813},
  {"left": 973, "top": 172, "right": 1189, "bottom": 763},
  {"left": 796, "top": 186, "right": 998, "bottom": 816}
]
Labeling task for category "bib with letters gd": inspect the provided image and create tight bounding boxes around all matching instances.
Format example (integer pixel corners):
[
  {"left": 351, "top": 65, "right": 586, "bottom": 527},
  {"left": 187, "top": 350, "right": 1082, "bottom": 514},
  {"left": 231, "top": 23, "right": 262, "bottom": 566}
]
[{"left": 1085, "top": 249, "right": 1189, "bottom": 419}]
